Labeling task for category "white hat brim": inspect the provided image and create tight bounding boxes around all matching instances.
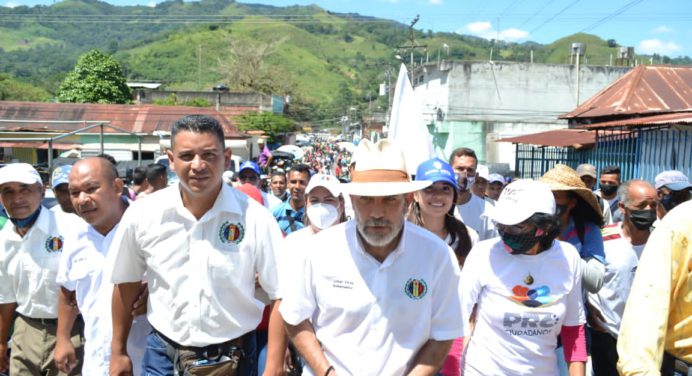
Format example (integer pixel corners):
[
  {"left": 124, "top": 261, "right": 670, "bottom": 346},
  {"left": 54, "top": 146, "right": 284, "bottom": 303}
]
[{"left": 341, "top": 180, "right": 432, "bottom": 196}]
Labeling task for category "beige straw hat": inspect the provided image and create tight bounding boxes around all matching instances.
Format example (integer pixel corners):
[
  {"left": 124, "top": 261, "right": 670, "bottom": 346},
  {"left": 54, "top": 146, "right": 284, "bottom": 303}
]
[{"left": 539, "top": 164, "right": 604, "bottom": 220}]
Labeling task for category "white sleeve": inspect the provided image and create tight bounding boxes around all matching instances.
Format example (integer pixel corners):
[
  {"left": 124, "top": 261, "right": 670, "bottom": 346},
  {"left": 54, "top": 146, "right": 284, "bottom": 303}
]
[
  {"left": 580, "top": 257, "right": 605, "bottom": 293},
  {"left": 56, "top": 235, "right": 77, "bottom": 291},
  {"left": 459, "top": 243, "right": 485, "bottom": 335},
  {"left": 430, "top": 245, "right": 464, "bottom": 340},
  {"left": 563, "top": 251, "right": 586, "bottom": 326},
  {"left": 0, "top": 247, "right": 16, "bottom": 304},
  {"left": 279, "top": 238, "right": 318, "bottom": 326},
  {"left": 110, "top": 206, "right": 147, "bottom": 284},
  {"left": 255, "top": 206, "right": 284, "bottom": 300}
]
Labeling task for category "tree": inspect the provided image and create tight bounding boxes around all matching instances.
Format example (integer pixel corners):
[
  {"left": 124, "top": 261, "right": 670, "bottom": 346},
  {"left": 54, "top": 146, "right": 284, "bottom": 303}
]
[
  {"left": 235, "top": 112, "right": 295, "bottom": 144},
  {"left": 57, "top": 49, "right": 131, "bottom": 104},
  {"left": 215, "top": 35, "right": 294, "bottom": 96},
  {"left": 0, "top": 74, "right": 51, "bottom": 101}
]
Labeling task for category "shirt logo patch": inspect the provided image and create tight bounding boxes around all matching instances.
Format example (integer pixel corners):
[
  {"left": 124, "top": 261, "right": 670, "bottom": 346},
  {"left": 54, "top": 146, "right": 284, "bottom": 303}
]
[
  {"left": 45, "top": 236, "right": 64, "bottom": 253},
  {"left": 219, "top": 221, "right": 244, "bottom": 244},
  {"left": 509, "top": 284, "right": 556, "bottom": 307},
  {"left": 404, "top": 278, "right": 428, "bottom": 300}
]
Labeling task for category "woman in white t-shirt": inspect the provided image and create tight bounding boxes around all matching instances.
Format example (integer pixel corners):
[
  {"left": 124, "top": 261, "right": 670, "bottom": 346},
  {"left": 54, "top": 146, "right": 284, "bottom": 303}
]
[
  {"left": 460, "top": 179, "right": 587, "bottom": 376},
  {"left": 408, "top": 157, "right": 477, "bottom": 376}
]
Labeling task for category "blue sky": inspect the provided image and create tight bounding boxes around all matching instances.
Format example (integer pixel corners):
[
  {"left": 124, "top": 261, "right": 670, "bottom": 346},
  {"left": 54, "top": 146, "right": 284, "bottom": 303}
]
[{"left": 3, "top": 0, "right": 691, "bottom": 57}]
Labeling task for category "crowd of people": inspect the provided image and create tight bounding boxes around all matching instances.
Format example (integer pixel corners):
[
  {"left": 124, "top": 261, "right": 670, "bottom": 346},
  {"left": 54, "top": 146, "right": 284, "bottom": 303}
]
[{"left": 0, "top": 114, "right": 690, "bottom": 376}]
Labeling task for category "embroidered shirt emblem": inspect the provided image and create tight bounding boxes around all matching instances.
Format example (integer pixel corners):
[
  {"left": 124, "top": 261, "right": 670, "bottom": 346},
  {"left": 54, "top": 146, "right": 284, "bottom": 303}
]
[
  {"left": 404, "top": 278, "right": 428, "bottom": 300},
  {"left": 219, "top": 221, "right": 244, "bottom": 244},
  {"left": 45, "top": 236, "right": 64, "bottom": 253}
]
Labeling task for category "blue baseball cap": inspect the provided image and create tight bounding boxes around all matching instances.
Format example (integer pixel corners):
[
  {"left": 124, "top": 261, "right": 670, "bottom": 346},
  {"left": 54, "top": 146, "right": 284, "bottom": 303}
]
[
  {"left": 239, "top": 161, "right": 260, "bottom": 176},
  {"left": 415, "top": 157, "right": 459, "bottom": 190},
  {"left": 51, "top": 165, "right": 72, "bottom": 189}
]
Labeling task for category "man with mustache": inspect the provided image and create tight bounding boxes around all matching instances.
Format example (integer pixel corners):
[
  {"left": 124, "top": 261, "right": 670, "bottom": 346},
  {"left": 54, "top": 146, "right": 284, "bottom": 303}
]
[{"left": 281, "top": 139, "right": 463, "bottom": 376}]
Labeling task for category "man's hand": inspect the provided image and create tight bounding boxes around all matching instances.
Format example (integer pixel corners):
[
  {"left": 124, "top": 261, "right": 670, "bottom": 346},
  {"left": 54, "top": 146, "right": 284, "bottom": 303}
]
[
  {"left": 131, "top": 282, "right": 148, "bottom": 317},
  {"left": 0, "top": 342, "right": 9, "bottom": 374},
  {"left": 586, "top": 300, "right": 609, "bottom": 333},
  {"left": 109, "top": 352, "right": 133, "bottom": 376},
  {"left": 54, "top": 338, "right": 78, "bottom": 373}
]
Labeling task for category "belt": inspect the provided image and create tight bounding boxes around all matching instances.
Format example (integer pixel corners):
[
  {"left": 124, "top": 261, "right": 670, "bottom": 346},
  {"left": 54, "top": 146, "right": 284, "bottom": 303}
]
[
  {"left": 154, "top": 328, "right": 244, "bottom": 359},
  {"left": 17, "top": 313, "right": 58, "bottom": 326},
  {"left": 662, "top": 352, "right": 692, "bottom": 376}
]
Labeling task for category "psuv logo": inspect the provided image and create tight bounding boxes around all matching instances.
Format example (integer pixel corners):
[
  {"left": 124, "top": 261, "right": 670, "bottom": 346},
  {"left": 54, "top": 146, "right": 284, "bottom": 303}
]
[{"left": 503, "top": 312, "right": 559, "bottom": 336}]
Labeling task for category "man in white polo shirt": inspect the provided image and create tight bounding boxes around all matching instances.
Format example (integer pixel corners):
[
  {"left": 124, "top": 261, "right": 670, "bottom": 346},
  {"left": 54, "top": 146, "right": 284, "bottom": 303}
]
[
  {"left": 281, "top": 139, "right": 463, "bottom": 376},
  {"left": 54, "top": 157, "right": 150, "bottom": 375},
  {"left": 109, "top": 115, "right": 285, "bottom": 376},
  {"left": 0, "top": 163, "right": 83, "bottom": 375}
]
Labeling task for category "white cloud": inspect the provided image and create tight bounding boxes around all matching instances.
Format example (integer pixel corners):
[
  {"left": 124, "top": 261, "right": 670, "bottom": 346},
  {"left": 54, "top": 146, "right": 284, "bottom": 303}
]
[
  {"left": 466, "top": 21, "right": 492, "bottom": 34},
  {"left": 653, "top": 25, "right": 672, "bottom": 34},
  {"left": 460, "top": 21, "right": 528, "bottom": 42},
  {"left": 499, "top": 28, "right": 528, "bottom": 40},
  {"left": 147, "top": 1, "right": 156, "bottom": 6},
  {"left": 428, "top": 0, "right": 443, "bottom": 4},
  {"left": 3, "top": 1, "right": 20, "bottom": 8},
  {"left": 638, "top": 39, "right": 681, "bottom": 55}
]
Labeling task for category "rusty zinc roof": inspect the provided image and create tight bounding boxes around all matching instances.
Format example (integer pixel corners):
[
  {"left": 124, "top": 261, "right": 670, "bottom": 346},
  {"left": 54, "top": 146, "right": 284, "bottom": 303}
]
[
  {"left": 578, "top": 111, "right": 692, "bottom": 129},
  {"left": 496, "top": 129, "right": 596, "bottom": 148},
  {"left": 0, "top": 101, "right": 251, "bottom": 138},
  {"left": 561, "top": 65, "right": 692, "bottom": 120}
]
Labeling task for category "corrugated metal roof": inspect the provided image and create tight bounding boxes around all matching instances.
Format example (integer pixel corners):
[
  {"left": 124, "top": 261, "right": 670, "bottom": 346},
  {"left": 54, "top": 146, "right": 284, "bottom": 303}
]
[
  {"left": 0, "top": 101, "right": 250, "bottom": 138},
  {"left": 0, "top": 141, "right": 78, "bottom": 150},
  {"left": 496, "top": 129, "right": 596, "bottom": 148},
  {"left": 561, "top": 65, "right": 692, "bottom": 120},
  {"left": 578, "top": 111, "right": 692, "bottom": 129}
]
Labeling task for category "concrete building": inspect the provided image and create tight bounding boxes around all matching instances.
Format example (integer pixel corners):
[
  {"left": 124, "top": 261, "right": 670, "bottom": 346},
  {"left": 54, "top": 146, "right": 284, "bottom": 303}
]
[{"left": 412, "top": 60, "right": 630, "bottom": 172}]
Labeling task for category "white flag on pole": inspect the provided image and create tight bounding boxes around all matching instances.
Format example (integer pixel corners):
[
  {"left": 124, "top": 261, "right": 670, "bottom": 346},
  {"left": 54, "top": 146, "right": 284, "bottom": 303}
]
[{"left": 387, "top": 63, "right": 435, "bottom": 176}]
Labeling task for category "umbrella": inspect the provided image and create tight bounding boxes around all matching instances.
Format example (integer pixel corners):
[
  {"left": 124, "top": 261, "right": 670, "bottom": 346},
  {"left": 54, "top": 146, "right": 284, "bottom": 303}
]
[{"left": 277, "top": 145, "right": 305, "bottom": 160}]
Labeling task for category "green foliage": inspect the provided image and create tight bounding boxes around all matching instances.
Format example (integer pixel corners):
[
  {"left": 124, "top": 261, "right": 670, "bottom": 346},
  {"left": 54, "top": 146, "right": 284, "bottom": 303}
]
[
  {"left": 0, "top": 73, "right": 51, "bottom": 101},
  {"left": 186, "top": 97, "right": 212, "bottom": 107},
  {"left": 236, "top": 111, "right": 295, "bottom": 143},
  {"left": 57, "top": 49, "right": 132, "bottom": 104}
]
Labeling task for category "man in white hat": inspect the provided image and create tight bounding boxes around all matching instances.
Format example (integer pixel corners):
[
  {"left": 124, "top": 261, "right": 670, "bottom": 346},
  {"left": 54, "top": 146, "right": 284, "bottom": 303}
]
[
  {"left": 0, "top": 163, "right": 84, "bottom": 375},
  {"left": 280, "top": 139, "right": 463, "bottom": 376},
  {"left": 654, "top": 170, "right": 691, "bottom": 219}
]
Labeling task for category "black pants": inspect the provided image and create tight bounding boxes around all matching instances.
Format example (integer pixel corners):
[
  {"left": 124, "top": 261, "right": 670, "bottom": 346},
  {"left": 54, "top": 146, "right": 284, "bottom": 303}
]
[{"left": 591, "top": 330, "right": 619, "bottom": 376}]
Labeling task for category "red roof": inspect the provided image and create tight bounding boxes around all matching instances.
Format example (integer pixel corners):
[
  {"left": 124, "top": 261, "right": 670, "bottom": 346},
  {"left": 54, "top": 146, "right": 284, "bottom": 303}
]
[
  {"left": 578, "top": 111, "right": 692, "bottom": 129},
  {"left": 496, "top": 129, "right": 596, "bottom": 148},
  {"left": 0, "top": 101, "right": 251, "bottom": 138},
  {"left": 561, "top": 65, "right": 692, "bottom": 120}
]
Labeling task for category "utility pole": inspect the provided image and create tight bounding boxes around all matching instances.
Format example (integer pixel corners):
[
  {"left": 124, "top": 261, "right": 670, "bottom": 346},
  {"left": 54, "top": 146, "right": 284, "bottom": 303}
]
[{"left": 396, "top": 15, "right": 427, "bottom": 83}]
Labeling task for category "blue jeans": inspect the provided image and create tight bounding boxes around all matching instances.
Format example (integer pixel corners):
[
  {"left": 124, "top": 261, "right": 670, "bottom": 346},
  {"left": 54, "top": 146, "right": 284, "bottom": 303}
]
[{"left": 141, "top": 330, "right": 257, "bottom": 376}]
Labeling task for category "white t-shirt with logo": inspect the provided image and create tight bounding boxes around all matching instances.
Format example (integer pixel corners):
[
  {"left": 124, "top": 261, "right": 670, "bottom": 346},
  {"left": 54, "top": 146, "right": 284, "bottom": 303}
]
[
  {"left": 460, "top": 238, "right": 585, "bottom": 376},
  {"left": 587, "top": 223, "right": 645, "bottom": 338},
  {"left": 280, "top": 221, "right": 463, "bottom": 376}
]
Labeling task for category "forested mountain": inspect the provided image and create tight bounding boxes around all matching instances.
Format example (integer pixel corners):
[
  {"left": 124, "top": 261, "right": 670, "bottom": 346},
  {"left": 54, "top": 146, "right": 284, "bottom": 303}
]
[{"left": 1, "top": 0, "right": 690, "bottom": 121}]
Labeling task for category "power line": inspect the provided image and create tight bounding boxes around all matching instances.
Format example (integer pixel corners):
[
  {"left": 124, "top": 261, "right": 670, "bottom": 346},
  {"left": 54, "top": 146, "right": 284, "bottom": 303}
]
[
  {"left": 580, "top": 0, "right": 646, "bottom": 33},
  {"left": 529, "top": 0, "right": 582, "bottom": 35},
  {"left": 518, "top": 0, "right": 554, "bottom": 29}
]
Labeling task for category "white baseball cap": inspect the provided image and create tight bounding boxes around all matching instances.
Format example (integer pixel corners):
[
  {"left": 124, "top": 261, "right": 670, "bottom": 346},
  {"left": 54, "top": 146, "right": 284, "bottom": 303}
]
[
  {"left": 655, "top": 170, "right": 691, "bottom": 191},
  {"left": 488, "top": 173, "right": 505, "bottom": 185},
  {"left": 306, "top": 173, "right": 341, "bottom": 197},
  {"left": 487, "top": 179, "right": 555, "bottom": 225},
  {"left": 0, "top": 163, "right": 42, "bottom": 186}
]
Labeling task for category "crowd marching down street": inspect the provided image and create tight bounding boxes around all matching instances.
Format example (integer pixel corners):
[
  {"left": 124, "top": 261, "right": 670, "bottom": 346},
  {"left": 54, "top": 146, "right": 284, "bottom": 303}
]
[{"left": 0, "top": 114, "right": 690, "bottom": 376}]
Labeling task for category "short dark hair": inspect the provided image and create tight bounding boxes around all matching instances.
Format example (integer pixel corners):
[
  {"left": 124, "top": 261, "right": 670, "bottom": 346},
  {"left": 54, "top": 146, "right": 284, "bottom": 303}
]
[
  {"left": 146, "top": 163, "right": 167, "bottom": 181},
  {"left": 96, "top": 153, "right": 119, "bottom": 177},
  {"left": 601, "top": 165, "right": 621, "bottom": 176},
  {"left": 170, "top": 115, "right": 225, "bottom": 149},
  {"left": 133, "top": 166, "right": 147, "bottom": 185},
  {"left": 448, "top": 147, "right": 478, "bottom": 165},
  {"left": 289, "top": 164, "right": 311, "bottom": 178}
]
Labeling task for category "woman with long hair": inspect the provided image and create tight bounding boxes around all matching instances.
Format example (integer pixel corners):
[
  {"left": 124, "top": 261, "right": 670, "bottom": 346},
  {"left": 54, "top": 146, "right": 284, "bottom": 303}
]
[
  {"left": 408, "top": 157, "right": 477, "bottom": 376},
  {"left": 408, "top": 157, "right": 477, "bottom": 266},
  {"left": 460, "top": 180, "right": 587, "bottom": 376}
]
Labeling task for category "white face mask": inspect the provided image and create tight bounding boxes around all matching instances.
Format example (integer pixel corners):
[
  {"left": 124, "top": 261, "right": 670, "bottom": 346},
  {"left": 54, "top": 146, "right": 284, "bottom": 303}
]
[{"left": 307, "top": 203, "right": 340, "bottom": 230}]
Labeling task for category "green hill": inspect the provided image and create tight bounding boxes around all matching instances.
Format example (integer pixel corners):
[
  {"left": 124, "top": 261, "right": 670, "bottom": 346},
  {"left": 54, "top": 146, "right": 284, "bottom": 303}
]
[{"left": 1, "top": 0, "right": 690, "bottom": 119}]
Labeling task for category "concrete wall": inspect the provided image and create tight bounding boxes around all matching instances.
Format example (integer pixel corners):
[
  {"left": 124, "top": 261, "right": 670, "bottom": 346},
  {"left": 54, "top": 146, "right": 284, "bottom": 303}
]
[{"left": 414, "top": 61, "right": 630, "bottom": 168}]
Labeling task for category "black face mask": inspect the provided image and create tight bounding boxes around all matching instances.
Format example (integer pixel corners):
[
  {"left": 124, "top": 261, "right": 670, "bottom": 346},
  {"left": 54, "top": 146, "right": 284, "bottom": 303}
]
[
  {"left": 660, "top": 194, "right": 676, "bottom": 211},
  {"left": 500, "top": 229, "right": 539, "bottom": 255},
  {"left": 600, "top": 183, "right": 618, "bottom": 196},
  {"left": 628, "top": 209, "right": 657, "bottom": 231}
]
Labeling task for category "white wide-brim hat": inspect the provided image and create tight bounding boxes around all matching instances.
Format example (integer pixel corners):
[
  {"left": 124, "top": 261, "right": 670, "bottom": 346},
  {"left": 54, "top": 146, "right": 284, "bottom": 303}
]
[{"left": 341, "top": 139, "right": 431, "bottom": 196}]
